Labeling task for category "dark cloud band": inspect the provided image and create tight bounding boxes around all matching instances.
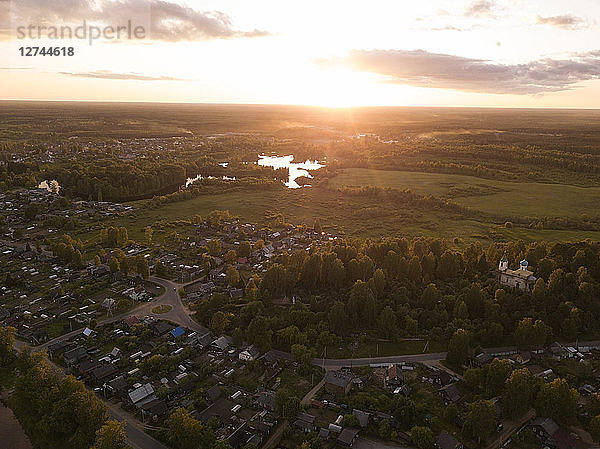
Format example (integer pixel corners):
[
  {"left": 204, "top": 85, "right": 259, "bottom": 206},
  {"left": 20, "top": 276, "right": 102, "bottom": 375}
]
[{"left": 317, "top": 49, "right": 600, "bottom": 95}]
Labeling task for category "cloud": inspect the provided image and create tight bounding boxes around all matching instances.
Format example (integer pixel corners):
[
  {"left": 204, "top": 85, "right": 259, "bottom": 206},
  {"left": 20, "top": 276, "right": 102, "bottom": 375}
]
[
  {"left": 58, "top": 70, "right": 186, "bottom": 81},
  {"left": 4, "top": 0, "right": 270, "bottom": 42},
  {"left": 426, "top": 24, "right": 475, "bottom": 32},
  {"left": 465, "top": 0, "right": 496, "bottom": 17},
  {"left": 316, "top": 49, "right": 600, "bottom": 95},
  {"left": 536, "top": 14, "right": 592, "bottom": 30}
]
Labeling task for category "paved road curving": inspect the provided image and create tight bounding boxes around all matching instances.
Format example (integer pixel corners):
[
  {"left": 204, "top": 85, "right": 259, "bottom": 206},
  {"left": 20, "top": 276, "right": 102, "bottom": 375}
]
[{"left": 38, "top": 276, "right": 207, "bottom": 350}]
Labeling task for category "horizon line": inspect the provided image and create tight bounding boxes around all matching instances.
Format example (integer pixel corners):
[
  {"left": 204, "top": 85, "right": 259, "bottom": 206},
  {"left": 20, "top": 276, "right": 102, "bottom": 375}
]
[{"left": 1, "top": 98, "right": 600, "bottom": 111}]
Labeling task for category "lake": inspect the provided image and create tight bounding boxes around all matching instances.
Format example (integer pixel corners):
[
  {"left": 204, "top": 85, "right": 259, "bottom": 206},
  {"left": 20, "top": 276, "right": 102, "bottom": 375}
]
[{"left": 258, "top": 155, "right": 324, "bottom": 189}]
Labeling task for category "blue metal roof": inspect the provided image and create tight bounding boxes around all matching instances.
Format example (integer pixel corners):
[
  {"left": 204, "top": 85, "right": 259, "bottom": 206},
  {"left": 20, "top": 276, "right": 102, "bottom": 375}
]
[{"left": 170, "top": 326, "right": 185, "bottom": 338}]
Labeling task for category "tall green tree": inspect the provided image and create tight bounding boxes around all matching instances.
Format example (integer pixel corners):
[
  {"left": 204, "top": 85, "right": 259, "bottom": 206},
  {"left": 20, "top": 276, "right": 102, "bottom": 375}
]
[{"left": 90, "top": 420, "right": 132, "bottom": 449}]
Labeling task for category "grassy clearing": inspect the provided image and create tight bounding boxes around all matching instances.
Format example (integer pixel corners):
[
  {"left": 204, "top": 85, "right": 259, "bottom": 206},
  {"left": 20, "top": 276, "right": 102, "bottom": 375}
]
[
  {"left": 324, "top": 339, "right": 448, "bottom": 359},
  {"left": 71, "top": 172, "right": 600, "bottom": 245},
  {"left": 329, "top": 168, "right": 600, "bottom": 220},
  {"left": 74, "top": 187, "right": 491, "bottom": 243},
  {"left": 152, "top": 304, "right": 172, "bottom": 314}
]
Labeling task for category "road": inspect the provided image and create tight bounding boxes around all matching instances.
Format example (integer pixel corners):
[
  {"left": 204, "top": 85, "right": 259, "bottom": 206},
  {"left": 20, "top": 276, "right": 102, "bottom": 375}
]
[
  {"left": 312, "top": 352, "right": 448, "bottom": 370},
  {"left": 12, "top": 276, "right": 204, "bottom": 449},
  {"left": 353, "top": 437, "right": 412, "bottom": 449},
  {"left": 301, "top": 376, "right": 326, "bottom": 406},
  {"left": 485, "top": 408, "right": 535, "bottom": 449},
  {"left": 106, "top": 402, "right": 169, "bottom": 449},
  {"left": 38, "top": 276, "right": 207, "bottom": 350}
]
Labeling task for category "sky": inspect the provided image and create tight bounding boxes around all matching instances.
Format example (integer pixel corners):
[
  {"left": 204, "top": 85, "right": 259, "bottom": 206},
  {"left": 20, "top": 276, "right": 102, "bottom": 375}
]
[{"left": 1, "top": 0, "right": 600, "bottom": 107}]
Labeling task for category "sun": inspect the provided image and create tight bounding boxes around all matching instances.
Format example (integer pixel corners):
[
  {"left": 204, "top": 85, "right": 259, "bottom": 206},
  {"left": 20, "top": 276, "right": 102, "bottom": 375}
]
[{"left": 294, "top": 67, "right": 379, "bottom": 108}]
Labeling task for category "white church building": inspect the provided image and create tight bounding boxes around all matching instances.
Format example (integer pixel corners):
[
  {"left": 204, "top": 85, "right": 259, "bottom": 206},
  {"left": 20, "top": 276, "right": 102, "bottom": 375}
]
[{"left": 498, "top": 253, "right": 537, "bottom": 292}]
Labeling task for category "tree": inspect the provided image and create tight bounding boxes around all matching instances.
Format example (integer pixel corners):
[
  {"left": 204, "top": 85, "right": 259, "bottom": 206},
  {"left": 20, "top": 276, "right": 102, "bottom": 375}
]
[
  {"left": 515, "top": 318, "right": 549, "bottom": 349},
  {"left": 535, "top": 378, "right": 579, "bottom": 426},
  {"left": 348, "top": 280, "right": 375, "bottom": 328},
  {"left": 14, "top": 349, "right": 108, "bottom": 449},
  {"left": 404, "top": 315, "right": 418, "bottom": 335},
  {"left": 590, "top": 415, "right": 600, "bottom": 443},
  {"left": 207, "top": 239, "right": 222, "bottom": 257},
  {"left": 446, "top": 329, "right": 470, "bottom": 366},
  {"left": 291, "top": 344, "right": 312, "bottom": 366},
  {"left": 108, "top": 257, "right": 120, "bottom": 273},
  {"left": 0, "top": 326, "right": 16, "bottom": 364},
  {"left": 378, "top": 419, "right": 393, "bottom": 440},
  {"left": 226, "top": 265, "right": 240, "bottom": 286},
  {"left": 464, "top": 400, "right": 496, "bottom": 444},
  {"left": 340, "top": 414, "right": 359, "bottom": 427},
  {"left": 91, "top": 420, "right": 132, "bottom": 449},
  {"left": 328, "top": 301, "right": 349, "bottom": 336},
  {"left": 239, "top": 241, "right": 252, "bottom": 258},
  {"left": 503, "top": 368, "right": 539, "bottom": 418},
  {"left": 392, "top": 396, "right": 416, "bottom": 429},
  {"left": 485, "top": 358, "right": 512, "bottom": 396},
  {"left": 379, "top": 306, "right": 397, "bottom": 339},
  {"left": 245, "top": 278, "right": 258, "bottom": 301},
  {"left": 167, "top": 408, "right": 207, "bottom": 449},
  {"left": 136, "top": 256, "right": 150, "bottom": 279},
  {"left": 144, "top": 226, "right": 153, "bottom": 244},
  {"left": 210, "top": 311, "right": 230, "bottom": 335},
  {"left": 275, "top": 388, "right": 301, "bottom": 419},
  {"left": 24, "top": 202, "right": 39, "bottom": 220},
  {"left": 420, "top": 283, "right": 440, "bottom": 309},
  {"left": 225, "top": 249, "right": 237, "bottom": 265},
  {"left": 370, "top": 269, "right": 386, "bottom": 298},
  {"left": 410, "top": 426, "right": 434, "bottom": 449},
  {"left": 463, "top": 368, "right": 484, "bottom": 392},
  {"left": 155, "top": 260, "right": 167, "bottom": 277}
]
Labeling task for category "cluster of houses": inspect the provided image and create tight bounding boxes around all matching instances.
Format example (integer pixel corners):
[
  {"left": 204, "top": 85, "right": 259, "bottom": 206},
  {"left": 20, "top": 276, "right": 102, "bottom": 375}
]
[
  {"left": 0, "top": 236, "right": 158, "bottom": 344},
  {"left": 49, "top": 316, "right": 307, "bottom": 449},
  {"left": 153, "top": 218, "right": 340, "bottom": 301},
  {"left": 471, "top": 343, "right": 600, "bottom": 449}
]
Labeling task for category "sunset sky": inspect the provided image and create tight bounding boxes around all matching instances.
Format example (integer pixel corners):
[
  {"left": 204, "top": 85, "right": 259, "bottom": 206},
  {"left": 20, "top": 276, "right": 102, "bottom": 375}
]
[{"left": 1, "top": 0, "right": 600, "bottom": 107}]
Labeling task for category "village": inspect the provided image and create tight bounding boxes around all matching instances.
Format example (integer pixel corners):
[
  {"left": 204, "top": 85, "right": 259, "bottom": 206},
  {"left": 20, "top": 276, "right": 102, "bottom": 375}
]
[{"left": 3, "top": 186, "right": 600, "bottom": 449}]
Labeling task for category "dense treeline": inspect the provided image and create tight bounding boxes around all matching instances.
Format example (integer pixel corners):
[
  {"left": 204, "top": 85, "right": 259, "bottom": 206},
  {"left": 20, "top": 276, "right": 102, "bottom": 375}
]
[
  {"left": 195, "top": 237, "right": 600, "bottom": 356},
  {"left": 149, "top": 177, "right": 283, "bottom": 208}
]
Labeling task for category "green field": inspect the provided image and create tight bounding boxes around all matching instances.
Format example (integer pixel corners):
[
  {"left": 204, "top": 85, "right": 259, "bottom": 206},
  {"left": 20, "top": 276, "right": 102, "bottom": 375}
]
[
  {"left": 329, "top": 168, "right": 600, "bottom": 220},
  {"left": 73, "top": 183, "right": 600, "bottom": 246}
]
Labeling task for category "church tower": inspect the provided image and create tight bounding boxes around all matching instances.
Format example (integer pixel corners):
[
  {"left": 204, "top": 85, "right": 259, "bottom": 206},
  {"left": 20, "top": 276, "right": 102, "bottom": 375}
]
[{"left": 499, "top": 252, "right": 509, "bottom": 271}]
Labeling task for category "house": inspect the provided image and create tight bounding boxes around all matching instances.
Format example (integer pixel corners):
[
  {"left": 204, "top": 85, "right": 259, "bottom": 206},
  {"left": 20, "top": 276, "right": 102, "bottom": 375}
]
[
  {"left": 352, "top": 409, "right": 370, "bottom": 428},
  {"left": 439, "top": 383, "right": 461, "bottom": 404},
  {"left": 254, "top": 390, "right": 276, "bottom": 411},
  {"left": 261, "top": 349, "right": 292, "bottom": 366},
  {"left": 78, "top": 358, "right": 101, "bottom": 375},
  {"left": 151, "top": 321, "right": 173, "bottom": 336},
  {"left": 128, "top": 383, "right": 156, "bottom": 408},
  {"left": 498, "top": 254, "right": 537, "bottom": 292},
  {"left": 63, "top": 346, "right": 87, "bottom": 367},
  {"left": 123, "top": 315, "right": 140, "bottom": 329},
  {"left": 239, "top": 345, "right": 260, "bottom": 361},
  {"left": 325, "top": 370, "right": 354, "bottom": 396},
  {"left": 212, "top": 336, "right": 230, "bottom": 352},
  {"left": 436, "top": 431, "right": 464, "bottom": 449},
  {"left": 170, "top": 326, "right": 185, "bottom": 339},
  {"left": 107, "top": 375, "right": 128, "bottom": 396},
  {"left": 337, "top": 428, "right": 360, "bottom": 447},
  {"left": 141, "top": 399, "right": 168, "bottom": 419},
  {"left": 293, "top": 413, "right": 317, "bottom": 433},
  {"left": 92, "top": 364, "right": 118, "bottom": 384}
]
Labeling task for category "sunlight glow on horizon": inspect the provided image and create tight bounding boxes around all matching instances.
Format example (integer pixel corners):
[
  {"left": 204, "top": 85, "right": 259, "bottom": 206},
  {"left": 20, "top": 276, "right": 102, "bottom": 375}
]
[{"left": 1, "top": 0, "right": 600, "bottom": 107}]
